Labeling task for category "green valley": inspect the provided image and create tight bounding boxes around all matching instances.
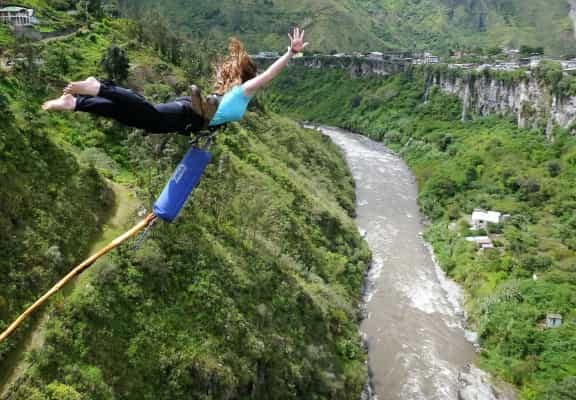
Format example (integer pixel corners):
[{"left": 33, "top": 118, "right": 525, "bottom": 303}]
[
  {"left": 268, "top": 66, "right": 576, "bottom": 399},
  {"left": 2, "top": 0, "right": 576, "bottom": 399}
]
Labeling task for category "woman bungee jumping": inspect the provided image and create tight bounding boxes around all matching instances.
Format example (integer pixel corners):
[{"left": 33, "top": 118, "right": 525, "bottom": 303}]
[
  {"left": 0, "top": 29, "right": 310, "bottom": 345},
  {"left": 42, "top": 27, "right": 308, "bottom": 133}
]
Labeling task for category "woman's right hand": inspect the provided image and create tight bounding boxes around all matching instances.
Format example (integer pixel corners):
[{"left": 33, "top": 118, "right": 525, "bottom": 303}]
[
  {"left": 243, "top": 27, "right": 309, "bottom": 97},
  {"left": 289, "top": 27, "right": 309, "bottom": 53}
]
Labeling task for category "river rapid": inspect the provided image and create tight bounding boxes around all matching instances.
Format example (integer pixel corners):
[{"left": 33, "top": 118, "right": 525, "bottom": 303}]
[{"left": 314, "top": 126, "right": 514, "bottom": 400}]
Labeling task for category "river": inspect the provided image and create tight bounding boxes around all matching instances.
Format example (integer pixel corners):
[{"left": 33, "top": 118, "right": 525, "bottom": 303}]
[{"left": 315, "top": 126, "right": 514, "bottom": 400}]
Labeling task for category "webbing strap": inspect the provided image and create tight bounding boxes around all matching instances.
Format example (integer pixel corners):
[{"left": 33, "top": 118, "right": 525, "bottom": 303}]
[{"left": 132, "top": 216, "right": 158, "bottom": 250}]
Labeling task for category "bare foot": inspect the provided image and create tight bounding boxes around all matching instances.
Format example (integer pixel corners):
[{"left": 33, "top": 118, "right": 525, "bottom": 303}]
[
  {"left": 63, "top": 76, "right": 101, "bottom": 96},
  {"left": 42, "top": 94, "right": 77, "bottom": 111}
]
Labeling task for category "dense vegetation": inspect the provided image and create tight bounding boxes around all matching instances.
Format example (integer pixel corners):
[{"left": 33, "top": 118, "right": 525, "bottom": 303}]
[
  {"left": 0, "top": 10, "right": 370, "bottom": 400},
  {"left": 118, "top": 0, "right": 576, "bottom": 55},
  {"left": 0, "top": 70, "right": 111, "bottom": 370},
  {"left": 0, "top": 0, "right": 121, "bottom": 369},
  {"left": 268, "top": 67, "right": 576, "bottom": 399}
]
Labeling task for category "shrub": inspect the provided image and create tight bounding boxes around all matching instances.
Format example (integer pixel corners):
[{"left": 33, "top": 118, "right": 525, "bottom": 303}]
[
  {"left": 547, "top": 161, "right": 561, "bottom": 177},
  {"left": 350, "top": 95, "right": 362, "bottom": 108}
]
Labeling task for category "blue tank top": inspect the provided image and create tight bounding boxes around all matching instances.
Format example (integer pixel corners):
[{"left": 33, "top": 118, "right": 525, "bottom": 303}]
[{"left": 209, "top": 85, "right": 252, "bottom": 127}]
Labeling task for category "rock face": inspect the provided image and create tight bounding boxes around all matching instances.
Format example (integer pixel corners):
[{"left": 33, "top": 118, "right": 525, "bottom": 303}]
[
  {"left": 286, "top": 57, "right": 576, "bottom": 136},
  {"left": 290, "top": 56, "right": 407, "bottom": 77},
  {"left": 428, "top": 74, "right": 576, "bottom": 137}
]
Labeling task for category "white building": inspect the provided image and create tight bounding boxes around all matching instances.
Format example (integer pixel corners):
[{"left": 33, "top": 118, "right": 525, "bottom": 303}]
[
  {"left": 413, "top": 52, "right": 441, "bottom": 65},
  {"left": 492, "top": 62, "right": 520, "bottom": 71},
  {"left": 257, "top": 51, "right": 279, "bottom": 59},
  {"left": 471, "top": 209, "right": 503, "bottom": 230},
  {"left": 366, "top": 51, "right": 384, "bottom": 60},
  {"left": 562, "top": 59, "right": 576, "bottom": 74},
  {"left": 546, "top": 314, "right": 562, "bottom": 329},
  {"left": 466, "top": 236, "right": 494, "bottom": 250},
  {"left": 526, "top": 56, "right": 542, "bottom": 69},
  {"left": 0, "top": 6, "right": 36, "bottom": 26}
]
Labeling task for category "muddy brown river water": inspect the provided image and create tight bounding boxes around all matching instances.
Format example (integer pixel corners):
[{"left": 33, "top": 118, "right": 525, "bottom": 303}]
[{"left": 316, "top": 126, "right": 512, "bottom": 400}]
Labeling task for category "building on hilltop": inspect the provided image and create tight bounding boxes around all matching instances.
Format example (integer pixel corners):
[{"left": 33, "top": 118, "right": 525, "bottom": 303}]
[
  {"left": 471, "top": 209, "right": 505, "bottom": 231},
  {"left": 465, "top": 236, "right": 495, "bottom": 250},
  {"left": 492, "top": 62, "right": 520, "bottom": 71},
  {"left": 501, "top": 47, "right": 520, "bottom": 62},
  {"left": 561, "top": 59, "right": 576, "bottom": 74},
  {"left": 413, "top": 52, "right": 441, "bottom": 65},
  {"left": 366, "top": 51, "right": 384, "bottom": 60},
  {"left": 0, "top": 6, "right": 37, "bottom": 26},
  {"left": 255, "top": 51, "right": 279, "bottom": 59},
  {"left": 546, "top": 314, "right": 562, "bottom": 329}
]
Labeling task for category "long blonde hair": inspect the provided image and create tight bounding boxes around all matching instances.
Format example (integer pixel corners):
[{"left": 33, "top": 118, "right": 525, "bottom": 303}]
[{"left": 213, "top": 38, "right": 257, "bottom": 95}]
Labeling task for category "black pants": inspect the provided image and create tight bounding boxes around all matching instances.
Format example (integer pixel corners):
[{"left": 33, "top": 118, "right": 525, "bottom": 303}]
[{"left": 75, "top": 82, "right": 204, "bottom": 135}]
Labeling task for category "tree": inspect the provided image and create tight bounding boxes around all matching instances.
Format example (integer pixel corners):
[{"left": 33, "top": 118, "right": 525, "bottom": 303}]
[
  {"left": 520, "top": 45, "right": 545, "bottom": 56},
  {"left": 545, "top": 376, "right": 576, "bottom": 400},
  {"left": 100, "top": 45, "right": 130, "bottom": 82},
  {"left": 82, "top": 0, "right": 103, "bottom": 18},
  {"left": 0, "top": 92, "right": 12, "bottom": 124}
]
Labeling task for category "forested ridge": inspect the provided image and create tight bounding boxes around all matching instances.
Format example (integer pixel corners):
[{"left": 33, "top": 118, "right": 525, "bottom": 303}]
[
  {"left": 119, "top": 0, "right": 576, "bottom": 55},
  {"left": 268, "top": 67, "right": 576, "bottom": 399},
  {"left": 0, "top": 6, "right": 370, "bottom": 399}
]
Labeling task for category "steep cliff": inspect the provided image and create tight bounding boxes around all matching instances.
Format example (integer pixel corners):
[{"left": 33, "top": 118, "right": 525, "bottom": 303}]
[
  {"left": 290, "top": 56, "right": 407, "bottom": 77},
  {"left": 427, "top": 73, "right": 576, "bottom": 137},
  {"left": 281, "top": 57, "right": 576, "bottom": 137}
]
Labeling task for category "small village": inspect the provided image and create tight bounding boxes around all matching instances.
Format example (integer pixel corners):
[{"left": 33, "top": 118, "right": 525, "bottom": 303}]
[{"left": 254, "top": 48, "right": 576, "bottom": 74}]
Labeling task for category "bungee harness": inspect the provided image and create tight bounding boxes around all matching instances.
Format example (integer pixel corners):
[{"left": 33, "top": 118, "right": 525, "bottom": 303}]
[{"left": 0, "top": 92, "right": 224, "bottom": 344}]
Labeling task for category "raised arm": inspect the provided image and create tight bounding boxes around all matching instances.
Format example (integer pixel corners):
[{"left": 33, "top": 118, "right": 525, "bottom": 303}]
[{"left": 243, "top": 27, "right": 308, "bottom": 97}]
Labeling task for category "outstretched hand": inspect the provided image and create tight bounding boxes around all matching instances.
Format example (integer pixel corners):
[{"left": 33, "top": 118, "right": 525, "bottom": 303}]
[
  {"left": 242, "top": 27, "right": 309, "bottom": 97},
  {"left": 288, "top": 27, "right": 308, "bottom": 53}
]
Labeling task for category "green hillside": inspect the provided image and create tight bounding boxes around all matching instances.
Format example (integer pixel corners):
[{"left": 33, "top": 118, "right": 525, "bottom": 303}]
[
  {"left": 368, "top": 0, "right": 576, "bottom": 55},
  {"left": 0, "top": 75, "right": 112, "bottom": 373},
  {"left": 118, "top": 0, "right": 576, "bottom": 55},
  {"left": 117, "top": 0, "right": 387, "bottom": 53},
  {"left": 0, "top": 15, "right": 370, "bottom": 399}
]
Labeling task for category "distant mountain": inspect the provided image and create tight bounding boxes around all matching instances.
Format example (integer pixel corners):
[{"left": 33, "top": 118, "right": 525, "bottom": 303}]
[
  {"left": 116, "top": 0, "right": 387, "bottom": 53},
  {"left": 118, "top": 0, "right": 576, "bottom": 55}
]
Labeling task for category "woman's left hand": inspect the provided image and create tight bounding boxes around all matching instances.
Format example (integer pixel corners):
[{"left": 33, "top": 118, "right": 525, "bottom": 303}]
[{"left": 289, "top": 27, "right": 309, "bottom": 53}]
